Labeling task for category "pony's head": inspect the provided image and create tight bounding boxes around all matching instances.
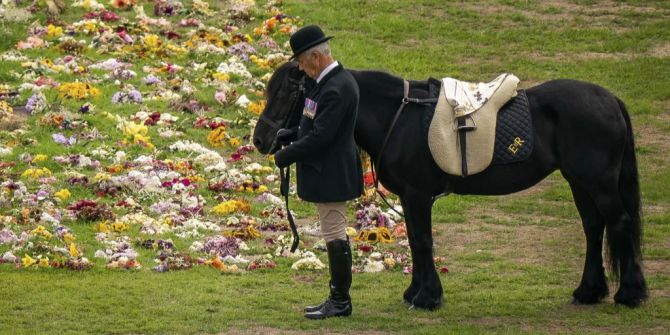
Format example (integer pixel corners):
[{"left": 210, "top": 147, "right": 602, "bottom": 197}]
[{"left": 253, "top": 62, "right": 306, "bottom": 154}]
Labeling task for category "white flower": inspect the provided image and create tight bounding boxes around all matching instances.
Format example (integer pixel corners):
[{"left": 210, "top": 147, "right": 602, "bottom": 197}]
[
  {"left": 222, "top": 255, "right": 249, "bottom": 264},
  {"left": 194, "top": 152, "right": 224, "bottom": 166},
  {"left": 114, "top": 151, "right": 127, "bottom": 163},
  {"left": 0, "top": 147, "right": 11, "bottom": 156},
  {"left": 291, "top": 256, "right": 326, "bottom": 270},
  {"left": 1, "top": 251, "right": 16, "bottom": 263},
  {"left": 90, "top": 58, "right": 128, "bottom": 71},
  {"left": 94, "top": 249, "right": 109, "bottom": 260},
  {"left": 235, "top": 94, "right": 251, "bottom": 108},
  {"left": 204, "top": 162, "right": 228, "bottom": 173},
  {"left": 363, "top": 260, "right": 385, "bottom": 273},
  {"left": 216, "top": 56, "right": 252, "bottom": 79},
  {"left": 189, "top": 241, "right": 204, "bottom": 252}
]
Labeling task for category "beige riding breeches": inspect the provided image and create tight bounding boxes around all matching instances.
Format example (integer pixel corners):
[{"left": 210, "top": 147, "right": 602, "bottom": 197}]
[{"left": 315, "top": 202, "right": 348, "bottom": 242}]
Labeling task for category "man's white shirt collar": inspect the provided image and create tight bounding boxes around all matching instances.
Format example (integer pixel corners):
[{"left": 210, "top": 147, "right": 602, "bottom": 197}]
[{"left": 316, "top": 61, "right": 339, "bottom": 83}]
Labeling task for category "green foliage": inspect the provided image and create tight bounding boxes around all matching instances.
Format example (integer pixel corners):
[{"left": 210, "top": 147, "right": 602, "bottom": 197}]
[{"left": 0, "top": 0, "right": 669, "bottom": 334}]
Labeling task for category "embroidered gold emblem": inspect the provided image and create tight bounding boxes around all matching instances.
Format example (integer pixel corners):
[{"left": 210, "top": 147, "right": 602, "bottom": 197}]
[{"left": 507, "top": 137, "right": 525, "bottom": 155}]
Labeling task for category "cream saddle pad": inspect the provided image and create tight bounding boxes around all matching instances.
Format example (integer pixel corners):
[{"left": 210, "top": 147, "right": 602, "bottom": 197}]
[{"left": 428, "top": 74, "right": 520, "bottom": 176}]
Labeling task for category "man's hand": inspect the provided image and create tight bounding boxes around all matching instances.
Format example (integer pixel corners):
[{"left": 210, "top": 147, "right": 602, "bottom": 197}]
[{"left": 276, "top": 128, "right": 297, "bottom": 145}]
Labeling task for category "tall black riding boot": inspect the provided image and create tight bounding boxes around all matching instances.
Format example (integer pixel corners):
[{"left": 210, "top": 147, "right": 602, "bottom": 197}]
[{"left": 304, "top": 239, "right": 353, "bottom": 319}]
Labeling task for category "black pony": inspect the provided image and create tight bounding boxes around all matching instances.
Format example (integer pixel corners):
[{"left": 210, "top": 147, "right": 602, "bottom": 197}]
[{"left": 253, "top": 62, "right": 648, "bottom": 309}]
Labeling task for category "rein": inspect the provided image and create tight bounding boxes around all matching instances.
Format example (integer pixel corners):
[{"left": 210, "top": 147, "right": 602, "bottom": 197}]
[
  {"left": 371, "top": 80, "right": 438, "bottom": 218},
  {"left": 259, "top": 76, "right": 305, "bottom": 253}
]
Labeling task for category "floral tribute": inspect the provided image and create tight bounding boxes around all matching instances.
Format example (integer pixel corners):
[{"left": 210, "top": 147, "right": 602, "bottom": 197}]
[{"left": 0, "top": 0, "right": 449, "bottom": 276}]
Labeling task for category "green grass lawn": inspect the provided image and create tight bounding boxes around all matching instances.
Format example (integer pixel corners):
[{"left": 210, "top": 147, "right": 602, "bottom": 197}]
[{"left": 1, "top": 0, "right": 669, "bottom": 334}]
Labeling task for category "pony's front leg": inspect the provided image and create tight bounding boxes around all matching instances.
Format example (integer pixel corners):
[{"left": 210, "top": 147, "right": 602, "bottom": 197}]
[{"left": 400, "top": 191, "right": 443, "bottom": 310}]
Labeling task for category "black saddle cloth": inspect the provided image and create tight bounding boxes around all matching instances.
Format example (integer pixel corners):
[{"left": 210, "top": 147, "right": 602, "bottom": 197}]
[{"left": 491, "top": 90, "right": 533, "bottom": 165}]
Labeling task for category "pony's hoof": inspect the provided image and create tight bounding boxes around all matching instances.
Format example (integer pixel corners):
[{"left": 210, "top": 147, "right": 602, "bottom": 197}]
[
  {"left": 409, "top": 290, "right": 443, "bottom": 310},
  {"left": 614, "top": 288, "right": 648, "bottom": 308},
  {"left": 403, "top": 286, "right": 419, "bottom": 305},
  {"left": 572, "top": 284, "right": 608, "bottom": 305}
]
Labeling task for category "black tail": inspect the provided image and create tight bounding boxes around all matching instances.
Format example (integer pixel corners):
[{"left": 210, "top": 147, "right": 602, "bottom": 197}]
[{"left": 605, "top": 98, "right": 643, "bottom": 279}]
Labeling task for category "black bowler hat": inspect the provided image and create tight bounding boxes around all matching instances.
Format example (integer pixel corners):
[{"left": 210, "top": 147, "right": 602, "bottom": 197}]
[{"left": 289, "top": 25, "right": 334, "bottom": 60}]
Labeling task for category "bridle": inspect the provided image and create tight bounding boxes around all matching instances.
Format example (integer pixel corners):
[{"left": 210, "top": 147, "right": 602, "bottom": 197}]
[
  {"left": 258, "top": 75, "right": 306, "bottom": 253},
  {"left": 258, "top": 76, "right": 306, "bottom": 153}
]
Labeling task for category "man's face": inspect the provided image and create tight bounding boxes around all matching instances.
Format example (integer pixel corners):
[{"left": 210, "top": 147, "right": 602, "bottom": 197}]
[{"left": 297, "top": 51, "right": 319, "bottom": 79}]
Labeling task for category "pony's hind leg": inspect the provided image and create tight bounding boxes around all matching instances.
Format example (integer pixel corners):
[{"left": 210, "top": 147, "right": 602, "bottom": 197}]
[
  {"left": 400, "top": 191, "right": 443, "bottom": 310},
  {"left": 567, "top": 181, "right": 609, "bottom": 304},
  {"left": 595, "top": 187, "right": 647, "bottom": 307},
  {"left": 576, "top": 180, "right": 647, "bottom": 307}
]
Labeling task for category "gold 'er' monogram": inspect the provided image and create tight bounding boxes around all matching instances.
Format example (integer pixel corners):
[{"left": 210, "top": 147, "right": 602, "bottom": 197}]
[{"left": 507, "top": 137, "right": 525, "bottom": 155}]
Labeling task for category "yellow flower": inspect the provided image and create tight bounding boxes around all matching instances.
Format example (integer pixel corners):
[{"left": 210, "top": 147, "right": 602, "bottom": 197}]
[
  {"left": 83, "top": 22, "right": 97, "bottom": 34},
  {"left": 46, "top": 24, "right": 63, "bottom": 38},
  {"left": 247, "top": 101, "right": 266, "bottom": 115},
  {"left": 212, "top": 72, "right": 230, "bottom": 82},
  {"left": 111, "top": 222, "right": 128, "bottom": 232},
  {"left": 0, "top": 101, "right": 13, "bottom": 118},
  {"left": 31, "top": 154, "right": 48, "bottom": 163},
  {"left": 354, "top": 227, "right": 393, "bottom": 243},
  {"left": 207, "top": 127, "right": 227, "bottom": 147},
  {"left": 95, "top": 221, "right": 111, "bottom": 233},
  {"left": 57, "top": 82, "right": 101, "bottom": 100},
  {"left": 94, "top": 173, "right": 111, "bottom": 182},
  {"left": 63, "top": 233, "right": 76, "bottom": 243},
  {"left": 257, "top": 185, "right": 268, "bottom": 193},
  {"left": 228, "top": 137, "right": 241, "bottom": 147},
  {"left": 39, "top": 257, "right": 50, "bottom": 268},
  {"left": 119, "top": 120, "right": 154, "bottom": 149},
  {"left": 31, "top": 225, "right": 45, "bottom": 235},
  {"left": 69, "top": 243, "right": 80, "bottom": 258},
  {"left": 54, "top": 188, "right": 72, "bottom": 201},
  {"left": 346, "top": 227, "right": 358, "bottom": 237},
  {"left": 250, "top": 55, "right": 270, "bottom": 69},
  {"left": 384, "top": 257, "right": 396, "bottom": 268},
  {"left": 22, "top": 254, "right": 37, "bottom": 267},
  {"left": 212, "top": 201, "right": 238, "bottom": 215},
  {"left": 143, "top": 34, "right": 161, "bottom": 49},
  {"left": 22, "top": 168, "right": 52, "bottom": 179}
]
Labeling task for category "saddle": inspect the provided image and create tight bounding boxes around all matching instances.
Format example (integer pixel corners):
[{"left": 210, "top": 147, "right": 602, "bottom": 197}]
[{"left": 427, "top": 74, "right": 524, "bottom": 177}]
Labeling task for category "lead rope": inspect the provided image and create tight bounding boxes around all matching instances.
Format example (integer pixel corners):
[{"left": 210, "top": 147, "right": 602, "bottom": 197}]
[
  {"left": 277, "top": 79, "right": 306, "bottom": 253},
  {"left": 280, "top": 165, "right": 299, "bottom": 252}
]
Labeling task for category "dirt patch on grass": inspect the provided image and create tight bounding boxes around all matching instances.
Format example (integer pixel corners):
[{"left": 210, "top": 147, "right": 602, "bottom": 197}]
[
  {"left": 434, "top": 207, "right": 582, "bottom": 267},
  {"left": 213, "top": 328, "right": 389, "bottom": 335},
  {"left": 649, "top": 42, "right": 670, "bottom": 58},
  {"left": 634, "top": 113, "right": 670, "bottom": 169}
]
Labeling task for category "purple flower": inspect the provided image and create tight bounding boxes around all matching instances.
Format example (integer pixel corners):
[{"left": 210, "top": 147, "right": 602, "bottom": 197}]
[
  {"left": 227, "top": 43, "right": 256, "bottom": 61},
  {"left": 52, "top": 133, "right": 76, "bottom": 146},
  {"left": 112, "top": 90, "right": 142, "bottom": 104},
  {"left": 0, "top": 229, "right": 18, "bottom": 245},
  {"left": 142, "top": 74, "right": 162, "bottom": 86},
  {"left": 202, "top": 236, "right": 240, "bottom": 258},
  {"left": 25, "top": 94, "right": 39, "bottom": 113},
  {"left": 129, "top": 90, "right": 142, "bottom": 103},
  {"left": 111, "top": 92, "right": 122, "bottom": 104}
]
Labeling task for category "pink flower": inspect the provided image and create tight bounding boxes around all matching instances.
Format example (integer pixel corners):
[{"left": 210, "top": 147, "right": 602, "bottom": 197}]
[
  {"left": 214, "top": 91, "right": 227, "bottom": 105},
  {"left": 118, "top": 31, "right": 133, "bottom": 44}
]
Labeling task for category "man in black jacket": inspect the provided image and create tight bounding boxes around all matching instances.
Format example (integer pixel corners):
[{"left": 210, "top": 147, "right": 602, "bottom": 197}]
[{"left": 273, "top": 25, "right": 363, "bottom": 319}]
